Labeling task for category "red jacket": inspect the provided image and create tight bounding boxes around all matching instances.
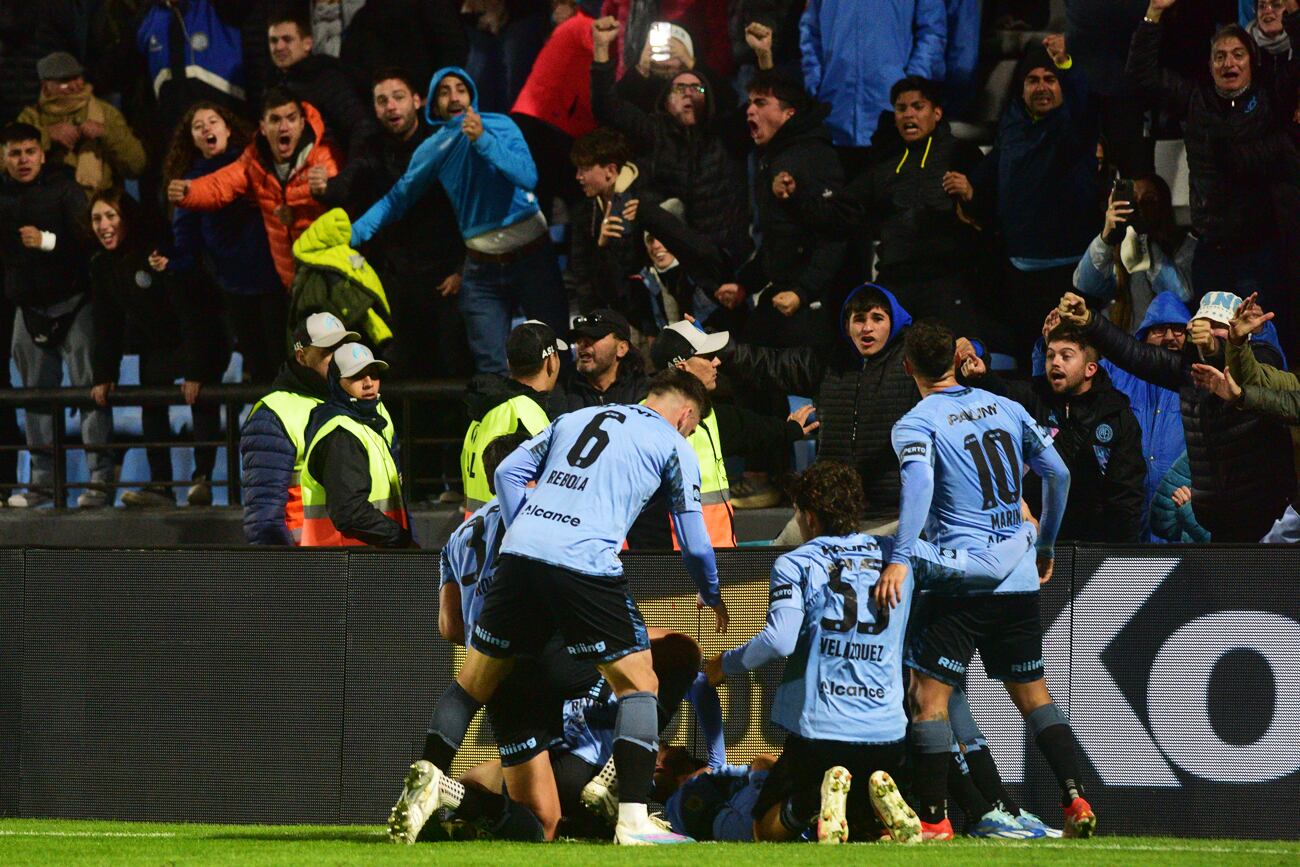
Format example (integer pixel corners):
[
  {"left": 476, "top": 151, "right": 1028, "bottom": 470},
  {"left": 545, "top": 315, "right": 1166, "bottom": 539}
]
[
  {"left": 180, "top": 102, "right": 341, "bottom": 288},
  {"left": 512, "top": 11, "right": 597, "bottom": 139}
]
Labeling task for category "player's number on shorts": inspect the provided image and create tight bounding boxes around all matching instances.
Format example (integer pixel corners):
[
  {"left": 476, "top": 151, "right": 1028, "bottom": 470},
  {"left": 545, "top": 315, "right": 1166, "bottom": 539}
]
[
  {"left": 566, "top": 409, "right": 627, "bottom": 468},
  {"left": 962, "top": 429, "right": 1020, "bottom": 511},
  {"left": 820, "top": 560, "right": 890, "bottom": 636}
]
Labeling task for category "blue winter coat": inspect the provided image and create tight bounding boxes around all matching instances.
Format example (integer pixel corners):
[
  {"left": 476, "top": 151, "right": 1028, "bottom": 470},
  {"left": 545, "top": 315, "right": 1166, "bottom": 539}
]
[
  {"left": 799, "top": 0, "right": 947, "bottom": 148},
  {"left": 240, "top": 362, "right": 329, "bottom": 545},
  {"left": 971, "top": 60, "right": 1101, "bottom": 261},
  {"left": 1101, "top": 292, "right": 1190, "bottom": 542},
  {"left": 350, "top": 65, "right": 541, "bottom": 246},
  {"left": 1150, "top": 451, "right": 1210, "bottom": 542},
  {"left": 171, "top": 150, "right": 281, "bottom": 295}
]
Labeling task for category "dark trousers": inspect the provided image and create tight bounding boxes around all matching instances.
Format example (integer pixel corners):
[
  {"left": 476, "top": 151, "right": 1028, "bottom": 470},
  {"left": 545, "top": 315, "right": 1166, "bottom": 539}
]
[
  {"left": 384, "top": 269, "right": 472, "bottom": 497},
  {"left": 139, "top": 348, "right": 220, "bottom": 485},
  {"left": 1000, "top": 261, "right": 1079, "bottom": 368},
  {"left": 225, "top": 292, "right": 288, "bottom": 384},
  {"left": 0, "top": 296, "right": 17, "bottom": 491}
]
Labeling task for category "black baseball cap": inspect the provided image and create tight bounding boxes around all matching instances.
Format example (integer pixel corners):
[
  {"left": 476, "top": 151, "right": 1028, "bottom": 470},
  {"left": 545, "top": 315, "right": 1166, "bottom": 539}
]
[
  {"left": 571, "top": 309, "right": 631, "bottom": 341},
  {"left": 651, "top": 320, "right": 730, "bottom": 369},
  {"left": 507, "top": 320, "right": 568, "bottom": 370}
]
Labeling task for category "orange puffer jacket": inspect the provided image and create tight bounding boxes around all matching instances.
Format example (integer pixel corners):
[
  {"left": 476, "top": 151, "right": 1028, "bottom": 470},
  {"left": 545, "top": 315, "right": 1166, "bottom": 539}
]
[{"left": 180, "top": 102, "right": 341, "bottom": 288}]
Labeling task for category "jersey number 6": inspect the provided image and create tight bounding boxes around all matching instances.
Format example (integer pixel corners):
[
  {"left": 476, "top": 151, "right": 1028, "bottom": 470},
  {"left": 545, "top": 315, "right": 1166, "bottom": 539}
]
[{"left": 566, "top": 409, "right": 627, "bottom": 468}]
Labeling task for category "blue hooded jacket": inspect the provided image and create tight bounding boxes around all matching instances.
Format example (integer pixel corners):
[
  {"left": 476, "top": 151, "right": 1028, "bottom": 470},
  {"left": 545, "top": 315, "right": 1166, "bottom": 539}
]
[
  {"left": 1102, "top": 292, "right": 1190, "bottom": 541},
  {"left": 350, "top": 66, "right": 541, "bottom": 246},
  {"left": 799, "top": 0, "right": 947, "bottom": 147}
]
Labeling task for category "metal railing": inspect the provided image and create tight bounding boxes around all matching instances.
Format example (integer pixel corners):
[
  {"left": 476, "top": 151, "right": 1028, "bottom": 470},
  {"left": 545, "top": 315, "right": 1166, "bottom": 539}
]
[{"left": 0, "top": 380, "right": 468, "bottom": 509}]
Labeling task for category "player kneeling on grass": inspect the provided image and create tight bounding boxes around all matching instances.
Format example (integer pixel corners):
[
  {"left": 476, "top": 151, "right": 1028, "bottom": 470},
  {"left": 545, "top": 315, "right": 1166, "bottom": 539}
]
[
  {"left": 393, "top": 368, "right": 728, "bottom": 846},
  {"left": 403, "top": 431, "right": 721, "bottom": 843},
  {"left": 702, "top": 460, "right": 1046, "bottom": 844}
]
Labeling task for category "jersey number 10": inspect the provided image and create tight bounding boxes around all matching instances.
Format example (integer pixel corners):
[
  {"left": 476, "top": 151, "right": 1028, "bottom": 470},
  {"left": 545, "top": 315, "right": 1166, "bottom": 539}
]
[{"left": 962, "top": 429, "right": 1021, "bottom": 511}]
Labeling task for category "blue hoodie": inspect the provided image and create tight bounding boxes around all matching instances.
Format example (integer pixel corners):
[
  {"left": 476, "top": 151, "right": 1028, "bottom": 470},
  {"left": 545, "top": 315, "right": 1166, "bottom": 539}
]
[
  {"left": 839, "top": 282, "right": 913, "bottom": 361},
  {"left": 350, "top": 66, "right": 541, "bottom": 247}
]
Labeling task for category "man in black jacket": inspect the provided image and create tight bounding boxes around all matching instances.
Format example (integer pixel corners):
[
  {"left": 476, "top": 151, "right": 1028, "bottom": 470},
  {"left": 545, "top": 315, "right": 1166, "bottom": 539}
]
[
  {"left": 625, "top": 320, "right": 818, "bottom": 549},
  {"left": 772, "top": 76, "right": 986, "bottom": 328},
  {"left": 266, "top": 8, "right": 378, "bottom": 158},
  {"left": 0, "top": 122, "right": 111, "bottom": 508},
  {"left": 1129, "top": 0, "right": 1299, "bottom": 333},
  {"left": 961, "top": 326, "right": 1147, "bottom": 543},
  {"left": 740, "top": 69, "right": 847, "bottom": 349},
  {"left": 590, "top": 15, "right": 759, "bottom": 265},
  {"left": 721, "top": 283, "right": 918, "bottom": 528},
  {"left": 312, "top": 66, "right": 470, "bottom": 502},
  {"left": 1059, "top": 289, "right": 1294, "bottom": 540},
  {"left": 551, "top": 308, "right": 650, "bottom": 412}
]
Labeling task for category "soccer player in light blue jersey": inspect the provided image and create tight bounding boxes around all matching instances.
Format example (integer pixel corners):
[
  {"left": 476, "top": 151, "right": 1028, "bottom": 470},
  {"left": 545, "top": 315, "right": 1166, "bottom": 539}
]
[
  {"left": 402, "top": 368, "right": 729, "bottom": 847},
  {"left": 703, "top": 460, "right": 1041, "bottom": 844},
  {"left": 879, "top": 320, "right": 1096, "bottom": 840}
]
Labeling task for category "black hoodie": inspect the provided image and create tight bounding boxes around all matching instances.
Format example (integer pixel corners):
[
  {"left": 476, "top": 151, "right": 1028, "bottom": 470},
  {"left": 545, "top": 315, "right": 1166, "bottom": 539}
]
[
  {"left": 971, "top": 366, "right": 1147, "bottom": 544},
  {"left": 591, "top": 58, "right": 751, "bottom": 261},
  {"left": 740, "top": 100, "right": 847, "bottom": 305}
]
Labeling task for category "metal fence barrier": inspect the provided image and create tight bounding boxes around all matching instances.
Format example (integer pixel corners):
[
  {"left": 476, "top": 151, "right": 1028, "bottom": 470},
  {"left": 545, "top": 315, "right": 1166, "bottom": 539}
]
[{"left": 0, "top": 380, "right": 469, "bottom": 507}]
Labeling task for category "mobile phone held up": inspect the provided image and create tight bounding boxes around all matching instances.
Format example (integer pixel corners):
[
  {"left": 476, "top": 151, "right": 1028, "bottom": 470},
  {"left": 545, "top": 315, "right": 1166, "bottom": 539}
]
[{"left": 649, "top": 21, "right": 672, "bottom": 62}]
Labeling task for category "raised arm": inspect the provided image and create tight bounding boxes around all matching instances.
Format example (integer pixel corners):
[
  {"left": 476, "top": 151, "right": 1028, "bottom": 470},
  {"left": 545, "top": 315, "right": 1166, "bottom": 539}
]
[
  {"left": 1061, "top": 291, "right": 1188, "bottom": 390},
  {"left": 590, "top": 17, "right": 657, "bottom": 151},
  {"left": 471, "top": 116, "right": 539, "bottom": 192},
  {"left": 1126, "top": 3, "right": 1196, "bottom": 117},
  {"left": 350, "top": 132, "right": 447, "bottom": 246},
  {"left": 177, "top": 155, "right": 251, "bottom": 212}
]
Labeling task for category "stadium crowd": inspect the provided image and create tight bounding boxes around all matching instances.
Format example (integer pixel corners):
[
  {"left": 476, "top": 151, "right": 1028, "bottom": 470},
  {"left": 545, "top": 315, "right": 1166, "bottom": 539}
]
[{"left": 0, "top": 0, "right": 1298, "bottom": 551}]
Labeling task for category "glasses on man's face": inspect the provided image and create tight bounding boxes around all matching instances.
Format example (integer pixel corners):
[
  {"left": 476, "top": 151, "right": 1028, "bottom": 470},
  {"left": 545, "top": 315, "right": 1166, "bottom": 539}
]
[
  {"left": 1259, "top": 0, "right": 1285, "bottom": 10},
  {"left": 573, "top": 314, "right": 609, "bottom": 329},
  {"left": 1148, "top": 324, "right": 1187, "bottom": 337},
  {"left": 671, "top": 83, "right": 706, "bottom": 96}
]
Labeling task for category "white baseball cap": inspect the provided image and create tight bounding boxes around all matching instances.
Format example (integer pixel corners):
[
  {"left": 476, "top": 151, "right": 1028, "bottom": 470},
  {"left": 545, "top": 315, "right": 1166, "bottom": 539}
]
[
  {"left": 651, "top": 320, "right": 729, "bottom": 368},
  {"left": 1192, "top": 291, "right": 1243, "bottom": 326},
  {"left": 294, "top": 312, "right": 360, "bottom": 350},
  {"left": 333, "top": 342, "right": 389, "bottom": 378}
]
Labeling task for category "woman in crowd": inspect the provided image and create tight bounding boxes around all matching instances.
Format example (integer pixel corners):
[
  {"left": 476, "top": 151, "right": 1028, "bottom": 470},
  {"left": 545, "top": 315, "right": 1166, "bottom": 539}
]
[
  {"left": 88, "top": 188, "right": 224, "bottom": 507},
  {"left": 162, "top": 101, "right": 286, "bottom": 384}
]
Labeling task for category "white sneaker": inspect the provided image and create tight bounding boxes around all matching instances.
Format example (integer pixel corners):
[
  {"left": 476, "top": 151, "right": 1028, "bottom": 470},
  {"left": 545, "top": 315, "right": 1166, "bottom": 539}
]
[
  {"left": 580, "top": 757, "right": 618, "bottom": 826},
  {"left": 816, "top": 766, "right": 851, "bottom": 844},
  {"left": 77, "top": 488, "right": 108, "bottom": 508},
  {"left": 387, "top": 760, "right": 443, "bottom": 844},
  {"left": 869, "top": 770, "right": 922, "bottom": 844},
  {"left": 614, "top": 815, "right": 694, "bottom": 845},
  {"left": 8, "top": 490, "right": 51, "bottom": 508}
]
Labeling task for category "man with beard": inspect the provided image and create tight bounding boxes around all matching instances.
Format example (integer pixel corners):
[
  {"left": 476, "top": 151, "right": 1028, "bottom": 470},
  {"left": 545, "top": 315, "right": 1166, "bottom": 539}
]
[
  {"left": 552, "top": 309, "right": 650, "bottom": 411},
  {"left": 350, "top": 66, "right": 568, "bottom": 376},
  {"left": 1058, "top": 289, "right": 1294, "bottom": 540},
  {"left": 960, "top": 326, "right": 1146, "bottom": 544},
  {"left": 311, "top": 66, "right": 470, "bottom": 502}
]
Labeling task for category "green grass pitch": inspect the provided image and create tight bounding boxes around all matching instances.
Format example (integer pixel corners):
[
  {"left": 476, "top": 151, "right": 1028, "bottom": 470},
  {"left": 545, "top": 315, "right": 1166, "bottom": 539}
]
[{"left": 1, "top": 819, "right": 1297, "bottom": 866}]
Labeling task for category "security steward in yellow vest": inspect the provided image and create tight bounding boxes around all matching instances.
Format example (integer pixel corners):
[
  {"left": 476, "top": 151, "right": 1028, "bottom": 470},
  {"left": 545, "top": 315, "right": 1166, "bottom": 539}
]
[
  {"left": 240, "top": 313, "right": 359, "bottom": 545},
  {"left": 460, "top": 320, "right": 565, "bottom": 513},
  {"left": 300, "top": 343, "right": 411, "bottom": 547},
  {"left": 625, "top": 321, "right": 820, "bottom": 549}
]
